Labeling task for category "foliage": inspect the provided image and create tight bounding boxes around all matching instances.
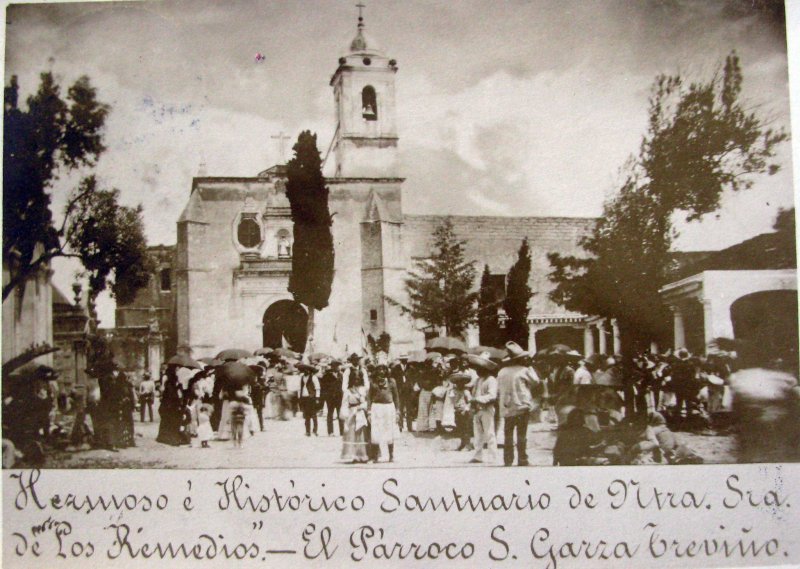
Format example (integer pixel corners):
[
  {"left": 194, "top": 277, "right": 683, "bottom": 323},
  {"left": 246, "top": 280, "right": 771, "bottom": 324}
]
[
  {"left": 504, "top": 238, "right": 533, "bottom": 347},
  {"left": 3, "top": 72, "right": 151, "bottom": 305},
  {"left": 548, "top": 53, "right": 787, "bottom": 352},
  {"left": 390, "top": 218, "right": 478, "bottom": 336},
  {"left": 367, "top": 332, "right": 392, "bottom": 356},
  {"left": 477, "top": 264, "right": 500, "bottom": 346},
  {"left": 285, "top": 130, "right": 334, "bottom": 311}
]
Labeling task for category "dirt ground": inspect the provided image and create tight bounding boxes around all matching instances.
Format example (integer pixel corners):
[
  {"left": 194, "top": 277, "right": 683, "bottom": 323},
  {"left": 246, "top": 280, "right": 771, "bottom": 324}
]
[{"left": 40, "top": 406, "right": 738, "bottom": 469}]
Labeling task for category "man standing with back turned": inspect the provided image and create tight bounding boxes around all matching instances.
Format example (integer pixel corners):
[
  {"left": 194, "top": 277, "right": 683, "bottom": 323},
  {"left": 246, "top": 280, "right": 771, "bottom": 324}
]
[{"left": 497, "top": 341, "right": 540, "bottom": 466}]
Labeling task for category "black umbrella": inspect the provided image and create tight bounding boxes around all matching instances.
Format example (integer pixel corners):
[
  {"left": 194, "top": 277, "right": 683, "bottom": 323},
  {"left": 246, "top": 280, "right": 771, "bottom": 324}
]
[{"left": 217, "top": 362, "right": 255, "bottom": 388}]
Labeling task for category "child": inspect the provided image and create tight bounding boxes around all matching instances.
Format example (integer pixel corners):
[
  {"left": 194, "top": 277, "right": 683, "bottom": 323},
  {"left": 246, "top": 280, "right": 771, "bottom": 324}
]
[
  {"left": 230, "top": 398, "right": 246, "bottom": 448},
  {"left": 197, "top": 404, "right": 213, "bottom": 448}
]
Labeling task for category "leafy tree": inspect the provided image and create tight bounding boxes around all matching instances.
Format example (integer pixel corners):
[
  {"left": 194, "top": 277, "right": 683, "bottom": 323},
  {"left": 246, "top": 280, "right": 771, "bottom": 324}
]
[
  {"left": 390, "top": 218, "right": 478, "bottom": 337},
  {"left": 504, "top": 238, "right": 532, "bottom": 348},
  {"left": 548, "top": 53, "right": 787, "bottom": 412},
  {"left": 367, "top": 332, "right": 391, "bottom": 357},
  {"left": 3, "top": 72, "right": 151, "bottom": 305},
  {"left": 285, "top": 131, "right": 335, "bottom": 345},
  {"left": 477, "top": 264, "right": 499, "bottom": 346}
]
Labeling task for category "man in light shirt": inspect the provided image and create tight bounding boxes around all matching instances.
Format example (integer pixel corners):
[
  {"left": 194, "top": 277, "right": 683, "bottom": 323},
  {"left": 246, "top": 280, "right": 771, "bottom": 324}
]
[
  {"left": 574, "top": 359, "right": 594, "bottom": 385},
  {"left": 497, "top": 342, "right": 541, "bottom": 467},
  {"left": 138, "top": 373, "right": 156, "bottom": 422}
]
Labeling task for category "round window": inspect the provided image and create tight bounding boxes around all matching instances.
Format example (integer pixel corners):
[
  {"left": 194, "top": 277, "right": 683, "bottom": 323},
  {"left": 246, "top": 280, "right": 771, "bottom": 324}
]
[
  {"left": 362, "top": 57, "right": 371, "bottom": 66},
  {"left": 237, "top": 217, "right": 261, "bottom": 248}
]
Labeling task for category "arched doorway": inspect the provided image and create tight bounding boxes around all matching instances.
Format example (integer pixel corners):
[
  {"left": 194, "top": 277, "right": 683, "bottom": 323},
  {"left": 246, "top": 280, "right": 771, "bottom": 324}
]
[
  {"left": 262, "top": 300, "right": 308, "bottom": 352},
  {"left": 731, "top": 290, "right": 798, "bottom": 362}
]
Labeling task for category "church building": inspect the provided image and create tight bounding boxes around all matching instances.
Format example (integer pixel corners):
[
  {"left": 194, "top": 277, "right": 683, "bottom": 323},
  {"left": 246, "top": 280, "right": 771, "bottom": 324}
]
[{"left": 175, "top": 13, "right": 595, "bottom": 359}]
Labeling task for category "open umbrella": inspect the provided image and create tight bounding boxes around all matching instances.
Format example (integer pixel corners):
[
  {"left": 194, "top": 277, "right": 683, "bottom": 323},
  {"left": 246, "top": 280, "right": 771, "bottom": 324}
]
[
  {"left": 217, "top": 361, "right": 255, "bottom": 388},
  {"left": 309, "top": 352, "right": 330, "bottom": 363},
  {"left": 198, "top": 357, "right": 223, "bottom": 367},
  {"left": 426, "top": 336, "right": 467, "bottom": 354},
  {"left": 273, "top": 347, "right": 301, "bottom": 359},
  {"left": 167, "top": 354, "right": 203, "bottom": 369},
  {"left": 253, "top": 347, "right": 273, "bottom": 356},
  {"left": 216, "top": 348, "right": 252, "bottom": 362}
]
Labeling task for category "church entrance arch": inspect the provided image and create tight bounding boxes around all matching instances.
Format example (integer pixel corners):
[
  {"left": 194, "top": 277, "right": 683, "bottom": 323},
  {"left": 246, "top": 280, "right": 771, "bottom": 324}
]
[
  {"left": 262, "top": 300, "right": 308, "bottom": 352},
  {"left": 730, "top": 290, "right": 797, "bottom": 362}
]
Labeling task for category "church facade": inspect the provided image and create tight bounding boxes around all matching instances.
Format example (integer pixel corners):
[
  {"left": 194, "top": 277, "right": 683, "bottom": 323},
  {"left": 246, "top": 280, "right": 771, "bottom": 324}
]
[{"left": 175, "top": 17, "right": 596, "bottom": 359}]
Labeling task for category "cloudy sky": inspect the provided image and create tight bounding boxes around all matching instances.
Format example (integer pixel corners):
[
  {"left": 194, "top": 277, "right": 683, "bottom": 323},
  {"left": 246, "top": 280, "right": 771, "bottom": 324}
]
[{"left": 3, "top": 0, "right": 795, "bottom": 323}]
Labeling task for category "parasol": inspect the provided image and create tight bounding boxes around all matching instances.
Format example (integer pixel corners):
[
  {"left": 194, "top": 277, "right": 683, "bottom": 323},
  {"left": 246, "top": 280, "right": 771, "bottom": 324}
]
[
  {"left": 198, "top": 357, "right": 223, "bottom": 367},
  {"left": 253, "top": 347, "right": 274, "bottom": 356},
  {"left": 167, "top": 354, "right": 203, "bottom": 369},
  {"left": 426, "top": 336, "right": 467, "bottom": 354},
  {"left": 309, "top": 352, "right": 331, "bottom": 363},
  {"left": 216, "top": 348, "right": 252, "bottom": 362},
  {"left": 217, "top": 361, "right": 255, "bottom": 388}
]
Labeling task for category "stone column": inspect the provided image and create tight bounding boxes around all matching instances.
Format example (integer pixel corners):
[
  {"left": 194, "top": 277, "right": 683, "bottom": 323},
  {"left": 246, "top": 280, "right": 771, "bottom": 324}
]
[
  {"left": 611, "top": 318, "right": 621, "bottom": 355},
  {"left": 147, "top": 335, "right": 162, "bottom": 380},
  {"left": 671, "top": 306, "right": 686, "bottom": 350},
  {"left": 528, "top": 323, "right": 540, "bottom": 354},
  {"left": 583, "top": 326, "right": 594, "bottom": 357},
  {"left": 702, "top": 298, "right": 733, "bottom": 354},
  {"left": 597, "top": 320, "right": 608, "bottom": 354}
]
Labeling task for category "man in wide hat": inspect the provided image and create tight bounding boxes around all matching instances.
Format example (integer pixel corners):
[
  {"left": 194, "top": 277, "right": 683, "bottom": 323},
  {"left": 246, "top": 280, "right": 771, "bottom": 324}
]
[
  {"left": 465, "top": 353, "right": 499, "bottom": 464},
  {"left": 497, "top": 341, "right": 541, "bottom": 466},
  {"left": 392, "top": 354, "right": 416, "bottom": 432}
]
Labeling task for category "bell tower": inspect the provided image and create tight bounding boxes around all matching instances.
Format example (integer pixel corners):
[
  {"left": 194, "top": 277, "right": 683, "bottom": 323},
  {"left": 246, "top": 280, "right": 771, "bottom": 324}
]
[{"left": 330, "top": 4, "right": 399, "bottom": 178}]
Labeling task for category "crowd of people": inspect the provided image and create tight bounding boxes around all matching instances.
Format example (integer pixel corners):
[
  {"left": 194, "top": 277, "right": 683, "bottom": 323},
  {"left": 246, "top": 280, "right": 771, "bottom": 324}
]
[{"left": 3, "top": 337, "right": 798, "bottom": 468}]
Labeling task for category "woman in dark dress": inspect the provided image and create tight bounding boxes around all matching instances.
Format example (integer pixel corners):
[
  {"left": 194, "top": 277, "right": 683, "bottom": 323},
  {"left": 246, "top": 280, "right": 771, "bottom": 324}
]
[
  {"left": 157, "top": 365, "right": 189, "bottom": 446},
  {"left": 115, "top": 373, "right": 136, "bottom": 448}
]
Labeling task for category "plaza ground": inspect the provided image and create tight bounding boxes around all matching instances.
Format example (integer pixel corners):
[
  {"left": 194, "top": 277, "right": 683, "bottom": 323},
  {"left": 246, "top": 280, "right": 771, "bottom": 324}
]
[{"left": 43, "top": 406, "right": 738, "bottom": 469}]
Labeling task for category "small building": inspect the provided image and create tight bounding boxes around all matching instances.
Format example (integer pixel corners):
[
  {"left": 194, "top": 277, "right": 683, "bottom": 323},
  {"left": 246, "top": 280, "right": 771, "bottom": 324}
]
[
  {"left": 661, "top": 228, "right": 797, "bottom": 358},
  {"left": 108, "top": 245, "right": 177, "bottom": 379}
]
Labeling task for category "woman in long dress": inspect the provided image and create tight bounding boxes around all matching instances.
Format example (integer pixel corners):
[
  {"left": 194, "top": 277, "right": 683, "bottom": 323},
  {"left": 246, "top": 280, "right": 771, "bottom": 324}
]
[
  {"left": 157, "top": 365, "right": 188, "bottom": 446},
  {"left": 340, "top": 376, "right": 369, "bottom": 463}
]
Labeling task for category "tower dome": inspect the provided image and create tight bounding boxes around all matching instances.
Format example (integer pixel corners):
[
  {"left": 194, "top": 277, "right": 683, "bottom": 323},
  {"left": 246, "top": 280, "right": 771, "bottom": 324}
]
[{"left": 348, "top": 4, "right": 383, "bottom": 55}]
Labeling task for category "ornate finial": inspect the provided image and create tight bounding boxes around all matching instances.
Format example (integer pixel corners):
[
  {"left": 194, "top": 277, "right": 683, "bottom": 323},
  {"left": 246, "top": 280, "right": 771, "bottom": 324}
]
[{"left": 356, "top": 2, "right": 365, "bottom": 28}]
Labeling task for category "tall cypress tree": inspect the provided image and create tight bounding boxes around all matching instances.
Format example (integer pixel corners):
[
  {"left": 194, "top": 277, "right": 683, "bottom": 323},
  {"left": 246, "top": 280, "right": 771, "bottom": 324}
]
[
  {"left": 478, "top": 264, "right": 499, "bottom": 346},
  {"left": 285, "top": 131, "right": 334, "bottom": 346},
  {"left": 504, "top": 238, "right": 532, "bottom": 348}
]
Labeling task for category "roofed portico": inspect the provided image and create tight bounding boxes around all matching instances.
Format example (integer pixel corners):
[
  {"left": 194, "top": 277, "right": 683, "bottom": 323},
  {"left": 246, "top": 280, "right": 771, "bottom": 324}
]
[{"left": 660, "top": 269, "right": 797, "bottom": 354}]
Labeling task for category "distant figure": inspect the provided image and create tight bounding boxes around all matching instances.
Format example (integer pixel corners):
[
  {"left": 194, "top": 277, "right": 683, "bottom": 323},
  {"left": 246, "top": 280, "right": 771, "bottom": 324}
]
[
  {"left": 230, "top": 397, "right": 250, "bottom": 449},
  {"left": 138, "top": 372, "right": 155, "bottom": 422},
  {"left": 197, "top": 405, "right": 213, "bottom": 448}
]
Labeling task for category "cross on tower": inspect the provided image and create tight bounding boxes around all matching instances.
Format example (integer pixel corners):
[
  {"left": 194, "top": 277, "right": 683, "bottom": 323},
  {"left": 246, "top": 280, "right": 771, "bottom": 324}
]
[
  {"left": 356, "top": 2, "right": 365, "bottom": 27},
  {"left": 271, "top": 131, "right": 291, "bottom": 164}
]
